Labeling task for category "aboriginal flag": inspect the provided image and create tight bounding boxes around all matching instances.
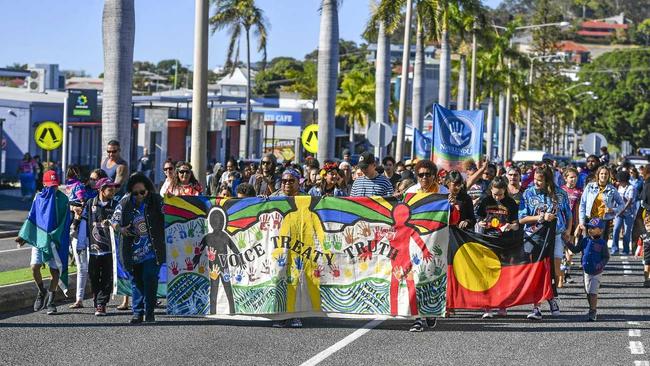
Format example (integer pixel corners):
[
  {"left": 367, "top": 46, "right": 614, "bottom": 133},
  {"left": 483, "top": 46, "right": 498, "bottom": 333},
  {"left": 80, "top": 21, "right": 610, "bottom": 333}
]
[{"left": 446, "top": 225, "right": 555, "bottom": 309}]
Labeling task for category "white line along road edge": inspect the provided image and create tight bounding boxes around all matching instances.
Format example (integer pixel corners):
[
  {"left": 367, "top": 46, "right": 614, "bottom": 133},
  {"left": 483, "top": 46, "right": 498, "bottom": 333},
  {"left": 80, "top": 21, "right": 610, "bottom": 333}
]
[{"left": 300, "top": 317, "right": 387, "bottom": 366}]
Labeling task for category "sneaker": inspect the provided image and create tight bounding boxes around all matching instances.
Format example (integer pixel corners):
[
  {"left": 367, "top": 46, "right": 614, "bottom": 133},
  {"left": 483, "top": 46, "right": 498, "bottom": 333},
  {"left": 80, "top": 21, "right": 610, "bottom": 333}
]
[
  {"left": 272, "top": 320, "right": 289, "bottom": 328},
  {"left": 129, "top": 315, "right": 143, "bottom": 324},
  {"left": 548, "top": 298, "right": 560, "bottom": 316},
  {"left": 497, "top": 308, "right": 508, "bottom": 317},
  {"left": 565, "top": 273, "right": 574, "bottom": 284},
  {"left": 409, "top": 319, "right": 426, "bottom": 332},
  {"left": 144, "top": 314, "right": 156, "bottom": 323},
  {"left": 621, "top": 251, "right": 630, "bottom": 256},
  {"left": 289, "top": 318, "right": 303, "bottom": 328},
  {"left": 95, "top": 305, "right": 107, "bottom": 316},
  {"left": 643, "top": 280, "right": 650, "bottom": 288},
  {"left": 45, "top": 291, "right": 57, "bottom": 315},
  {"left": 482, "top": 310, "right": 494, "bottom": 319},
  {"left": 587, "top": 309, "right": 597, "bottom": 321},
  {"left": 425, "top": 317, "right": 437, "bottom": 328},
  {"left": 527, "top": 307, "right": 542, "bottom": 320},
  {"left": 33, "top": 290, "right": 46, "bottom": 312},
  {"left": 610, "top": 249, "right": 619, "bottom": 255}
]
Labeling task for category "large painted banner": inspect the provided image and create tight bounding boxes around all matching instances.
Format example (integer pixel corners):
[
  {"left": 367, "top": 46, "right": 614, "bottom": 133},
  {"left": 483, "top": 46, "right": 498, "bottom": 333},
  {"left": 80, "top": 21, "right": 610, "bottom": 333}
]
[
  {"left": 164, "top": 194, "right": 450, "bottom": 318},
  {"left": 432, "top": 104, "right": 484, "bottom": 171}
]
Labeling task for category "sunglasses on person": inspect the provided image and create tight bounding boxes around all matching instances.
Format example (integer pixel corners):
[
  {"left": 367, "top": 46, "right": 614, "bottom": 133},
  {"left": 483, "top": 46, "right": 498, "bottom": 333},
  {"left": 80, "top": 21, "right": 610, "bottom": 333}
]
[
  {"left": 281, "top": 179, "right": 296, "bottom": 184},
  {"left": 178, "top": 170, "right": 191, "bottom": 175},
  {"left": 106, "top": 150, "right": 119, "bottom": 154},
  {"left": 262, "top": 160, "right": 272, "bottom": 165},
  {"left": 418, "top": 172, "right": 432, "bottom": 178},
  {"left": 163, "top": 166, "right": 174, "bottom": 171},
  {"left": 132, "top": 190, "right": 147, "bottom": 197}
]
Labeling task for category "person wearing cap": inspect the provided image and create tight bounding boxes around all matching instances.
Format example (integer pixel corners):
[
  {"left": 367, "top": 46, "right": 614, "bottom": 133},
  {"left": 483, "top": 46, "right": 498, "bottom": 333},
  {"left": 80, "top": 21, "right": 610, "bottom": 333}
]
[
  {"left": 73, "top": 177, "right": 120, "bottom": 315},
  {"left": 565, "top": 218, "right": 610, "bottom": 321},
  {"left": 350, "top": 152, "right": 394, "bottom": 197},
  {"left": 16, "top": 170, "right": 70, "bottom": 315},
  {"left": 612, "top": 170, "right": 637, "bottom": 255},
  {"left": 271, "top": 169, "right": 305, "bottom": 197}
]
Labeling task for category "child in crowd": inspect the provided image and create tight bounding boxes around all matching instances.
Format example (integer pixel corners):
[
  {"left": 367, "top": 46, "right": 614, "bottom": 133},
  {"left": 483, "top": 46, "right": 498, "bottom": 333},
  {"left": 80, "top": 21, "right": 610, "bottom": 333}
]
[
  {"left": 561, "top": 167, "right": 582, "bottom": 285},
  {"left": 565, "top": 218, "right": 610, "bottom": 321}
]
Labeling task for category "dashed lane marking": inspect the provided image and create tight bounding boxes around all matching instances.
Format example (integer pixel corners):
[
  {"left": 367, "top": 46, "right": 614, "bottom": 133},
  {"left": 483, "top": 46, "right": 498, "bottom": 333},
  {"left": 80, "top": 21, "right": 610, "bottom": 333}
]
[
  {"left": 630, "top": 329, "right": 642, "bottom": 337},
  {"left": 630, "top": 341, "right": 645, "bottom": 355},
  {"left": 634, "top": 361, "right": 650, "bottom": 366}
]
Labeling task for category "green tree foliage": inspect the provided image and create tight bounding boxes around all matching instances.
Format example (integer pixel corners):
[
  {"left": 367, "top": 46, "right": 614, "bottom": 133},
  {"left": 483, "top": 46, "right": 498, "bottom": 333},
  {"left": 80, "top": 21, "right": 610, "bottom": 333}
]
[
  {"left": 576, "top": 49, "right": 650, "bottom": 148},
  {"left": 336, "top": 69, "right": 376, "bottom": 128},
  {"left": 253, "top": 57, "right": 303, "bottom": 96}
]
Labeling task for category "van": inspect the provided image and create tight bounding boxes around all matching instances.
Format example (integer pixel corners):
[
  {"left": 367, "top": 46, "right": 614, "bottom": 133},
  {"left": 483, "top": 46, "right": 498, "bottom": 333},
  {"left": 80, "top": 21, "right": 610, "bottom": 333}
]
[{"left": 512, "top": 150, "right": 553, "bottom": 163}]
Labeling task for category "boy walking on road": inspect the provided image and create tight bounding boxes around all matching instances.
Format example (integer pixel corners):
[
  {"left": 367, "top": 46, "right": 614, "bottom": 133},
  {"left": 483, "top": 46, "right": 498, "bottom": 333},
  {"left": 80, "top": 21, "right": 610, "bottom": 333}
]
[{"left": 565, "top": 218, "right": 610, "bottom": 321}]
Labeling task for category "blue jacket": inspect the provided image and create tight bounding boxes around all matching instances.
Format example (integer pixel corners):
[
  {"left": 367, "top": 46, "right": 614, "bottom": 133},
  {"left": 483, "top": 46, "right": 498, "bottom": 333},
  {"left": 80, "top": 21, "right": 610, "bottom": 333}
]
[
  {"left": 566, "top": 236, "right": 609, "bottom": 275},
  {"left": 518, "top": 186, "right": 572, "bottom": 234},
  {"left": 579, "top": 182, "right": 624, "bottom": 224}
]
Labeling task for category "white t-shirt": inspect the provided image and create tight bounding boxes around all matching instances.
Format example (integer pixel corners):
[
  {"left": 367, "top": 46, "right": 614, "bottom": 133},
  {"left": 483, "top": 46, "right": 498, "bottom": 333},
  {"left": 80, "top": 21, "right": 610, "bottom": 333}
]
[{"left": 405, "top": 183, "right": 449, "bottom": 194}]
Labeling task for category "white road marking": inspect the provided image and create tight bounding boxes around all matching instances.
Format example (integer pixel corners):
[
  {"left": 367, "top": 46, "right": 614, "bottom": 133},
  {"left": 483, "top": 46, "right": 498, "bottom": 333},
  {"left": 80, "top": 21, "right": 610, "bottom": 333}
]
[
  {"left": 621, "top": 256, "right": 629, "bottom": 260},
  {"left": 623, "top": 261, "right": 630, "bottom": 265},
  {"left": 625, "top": 270, "right": 634, "bottom": 275},
  {"left": 629, "top": 321, "right": 642, "bottom": 326},
  {"left": 624, "top": 265, "right": 632, "bottom": 269},
  {"left": 634, "top": 361, "right": 650, "bottom": 366},
  {"left": 300, "top": 318, "right": 386, "bottom": 366},
  {"left": 0, "top": 247, "right": 29, "bottom": 254},
  {"left": 630, "top": 329, "right": 642, "bottom": 337},
  {"left": 630, "top": 341, "right": 645, "bottom": 355}
]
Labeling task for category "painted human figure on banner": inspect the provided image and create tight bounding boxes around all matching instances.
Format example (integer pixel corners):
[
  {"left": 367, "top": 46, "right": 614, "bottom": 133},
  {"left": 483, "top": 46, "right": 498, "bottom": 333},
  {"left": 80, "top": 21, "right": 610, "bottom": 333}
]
[{"left": 195, "top": 207, "right": 245, "bottom": 314}]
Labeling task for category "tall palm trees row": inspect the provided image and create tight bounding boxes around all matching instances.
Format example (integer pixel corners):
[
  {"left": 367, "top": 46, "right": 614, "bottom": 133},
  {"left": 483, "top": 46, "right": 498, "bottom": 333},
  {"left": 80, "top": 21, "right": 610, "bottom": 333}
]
[{"left": 101, "top": 0, "right": 525, "bottom": 167}]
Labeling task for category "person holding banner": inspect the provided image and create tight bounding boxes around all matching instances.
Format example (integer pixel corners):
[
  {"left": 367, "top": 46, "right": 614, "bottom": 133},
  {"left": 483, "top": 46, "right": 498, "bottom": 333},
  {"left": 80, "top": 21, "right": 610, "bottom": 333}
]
[
  {"left": 519, "top": 166, "right": 572, "bottom": 320},
  {"left": 405, "top": 160, "right": 449, "bottom": 195},
  {"left": 445, "top": 171, "right": 475, "bottom": 230},
  {"left": 76, "top": 177, "right": 119, "bottom": 316},
  {"left": 111, "top": 173, "right": 166, "bottom": 324},
  {"left": 476, "top": 176, "right": 519, "bottom": 319},
  {"left": 405, "top": 159, "right": 448, "bottom": 332}
]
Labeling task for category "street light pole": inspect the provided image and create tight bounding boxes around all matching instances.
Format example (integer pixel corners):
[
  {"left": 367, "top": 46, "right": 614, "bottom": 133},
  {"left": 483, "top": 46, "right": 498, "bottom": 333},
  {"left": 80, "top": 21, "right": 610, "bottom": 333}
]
[
  {"left": 469, "top": 22, "right": 478, "bottom": 110},
  {"left": 525, "top": 61, "right": 534, "bottom": 150},
  {"left": 395, "top": 0, "right": 414, "bottom": 162},
  {"left": 190, "top": 0, "right": 209, "bottom": 187}
]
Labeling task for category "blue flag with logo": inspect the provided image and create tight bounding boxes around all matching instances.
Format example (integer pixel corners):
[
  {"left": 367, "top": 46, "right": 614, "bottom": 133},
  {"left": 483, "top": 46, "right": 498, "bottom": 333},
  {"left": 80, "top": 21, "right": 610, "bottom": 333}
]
[
  {"left": 413, "top": 128, "right": 433, "bottom": 160},
  {"left": 432, "top": 104, "right": 484, "bottom": 171}
]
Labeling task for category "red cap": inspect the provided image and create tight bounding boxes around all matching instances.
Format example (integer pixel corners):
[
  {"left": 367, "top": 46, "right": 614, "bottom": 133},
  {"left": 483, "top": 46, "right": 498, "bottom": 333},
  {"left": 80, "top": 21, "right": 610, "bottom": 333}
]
[{"left": 43, "top": 170, "right": 59, "bottom": 187}]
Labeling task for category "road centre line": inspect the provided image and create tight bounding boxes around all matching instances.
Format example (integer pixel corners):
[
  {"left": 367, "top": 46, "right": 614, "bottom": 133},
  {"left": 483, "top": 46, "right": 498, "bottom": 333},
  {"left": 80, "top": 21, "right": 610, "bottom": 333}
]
[
  {"left": 630, "top": 341, "right": 645, "bottom": 355},
  {"left": 0, "top": 247, "right": 29, "bottom": 254},
  {"left": 634, "top": 361, "right": 650, "bottom": 366},
  {"left": 630, "top": 329, "right": 642, "bottom": 337},
  {"left": 299, "top": 318, "right": 386, "bottom": 366}
]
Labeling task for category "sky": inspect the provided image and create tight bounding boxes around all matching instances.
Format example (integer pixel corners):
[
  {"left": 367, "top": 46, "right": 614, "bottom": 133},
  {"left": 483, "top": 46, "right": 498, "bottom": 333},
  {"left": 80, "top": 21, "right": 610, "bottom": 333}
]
[{"left": 0, "top": 0, "right": 501, "bottom": 77}]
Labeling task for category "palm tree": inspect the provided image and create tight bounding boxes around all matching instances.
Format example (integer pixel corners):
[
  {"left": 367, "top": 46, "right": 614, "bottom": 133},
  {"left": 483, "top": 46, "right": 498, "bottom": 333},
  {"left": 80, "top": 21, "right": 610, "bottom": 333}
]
[
  {"left": 411, "top": 0, "right": 438, "bottom": 133},
  {"left": 317, "top": 0, "right": 339, "bottom": 160},
  {"left": 336, "top": 70, "right": 375, "bottom": 154},
  {"left": 102, "top": 0, "right": 135, "bottom": 166},
  {"left": 210, "top": 0, "right": 268, "bottom": 159}
]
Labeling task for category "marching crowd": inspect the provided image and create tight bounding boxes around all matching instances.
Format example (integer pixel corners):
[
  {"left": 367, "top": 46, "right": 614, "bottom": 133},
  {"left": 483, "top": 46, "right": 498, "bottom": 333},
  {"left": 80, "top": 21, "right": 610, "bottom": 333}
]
[{"left": 15, "top": 140, "right": 650, "bottom": 332}]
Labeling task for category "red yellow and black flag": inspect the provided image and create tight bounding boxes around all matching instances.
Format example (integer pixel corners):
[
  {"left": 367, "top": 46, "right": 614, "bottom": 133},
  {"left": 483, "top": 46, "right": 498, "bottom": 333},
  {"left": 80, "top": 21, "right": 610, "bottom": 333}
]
[{"left": 447, "top": 225, "right": 555, "bottom": 310}]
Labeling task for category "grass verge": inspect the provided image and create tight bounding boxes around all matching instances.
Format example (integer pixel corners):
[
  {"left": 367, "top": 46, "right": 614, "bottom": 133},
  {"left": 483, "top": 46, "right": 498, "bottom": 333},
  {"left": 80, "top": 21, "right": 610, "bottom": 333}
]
[{"left": 0, "top": 265, "right": 77, "bottom": 287}]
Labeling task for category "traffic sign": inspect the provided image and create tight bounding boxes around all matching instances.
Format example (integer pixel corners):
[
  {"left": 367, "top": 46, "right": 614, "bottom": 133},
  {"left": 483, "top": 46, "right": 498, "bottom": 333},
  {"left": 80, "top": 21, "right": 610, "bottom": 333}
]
[
  {"left": 582, "top": 132, "right": 607, "bottom": 156},
  {"left": 34, "top": 121, "right": 63, "bottom": 151},
  {"left": 301, "top": 124, "right": 319, "bottom": 154},
  {"left": 366, "top": 122, "right": 393, "bottom": 147}
]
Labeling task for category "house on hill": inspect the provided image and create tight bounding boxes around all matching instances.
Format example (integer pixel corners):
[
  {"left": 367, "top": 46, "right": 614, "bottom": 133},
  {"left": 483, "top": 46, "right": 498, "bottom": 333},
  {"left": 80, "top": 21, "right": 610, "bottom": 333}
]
[{"left": 577, "top": 13, "right": 629, "bottom": 42}]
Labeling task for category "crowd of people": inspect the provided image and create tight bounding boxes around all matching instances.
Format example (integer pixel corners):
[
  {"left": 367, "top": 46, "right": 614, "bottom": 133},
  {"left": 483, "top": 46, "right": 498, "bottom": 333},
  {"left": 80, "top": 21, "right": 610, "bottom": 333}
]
[{"left": 15, "top": 139, "right": 650, "bottom": 331}]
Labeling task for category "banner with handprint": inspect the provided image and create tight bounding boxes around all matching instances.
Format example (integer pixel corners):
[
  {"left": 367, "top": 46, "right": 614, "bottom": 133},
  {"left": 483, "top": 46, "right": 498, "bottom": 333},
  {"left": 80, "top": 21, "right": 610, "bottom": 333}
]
[
  {"left": 432, "top": 104, "right": 484, "bottom": 171},
  {"left": 164, "top": 193, "right": 449, "bottom": 318}
]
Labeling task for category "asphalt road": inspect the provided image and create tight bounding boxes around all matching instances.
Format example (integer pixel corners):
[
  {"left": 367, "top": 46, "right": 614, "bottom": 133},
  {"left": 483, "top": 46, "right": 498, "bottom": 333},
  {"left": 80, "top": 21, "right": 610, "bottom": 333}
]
[
  {"left": 0, "top": 237, "right": 30, "bottom": 273},
  {"left": 1, "top": 256, "right": 648, "bottom": 365}
]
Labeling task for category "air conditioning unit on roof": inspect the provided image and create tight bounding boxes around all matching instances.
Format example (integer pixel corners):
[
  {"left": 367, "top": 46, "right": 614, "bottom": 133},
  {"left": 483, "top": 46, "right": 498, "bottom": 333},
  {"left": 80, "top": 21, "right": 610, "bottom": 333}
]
[{"left": 27, "top": 68, "right": 46, "bottom": 93}]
